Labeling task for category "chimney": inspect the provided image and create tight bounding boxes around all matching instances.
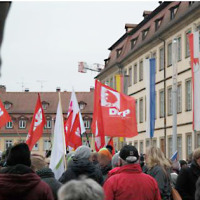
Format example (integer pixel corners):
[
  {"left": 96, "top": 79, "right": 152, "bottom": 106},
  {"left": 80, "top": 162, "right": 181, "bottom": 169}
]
[
  {"left": 90, "top": 86, "right": 94, "bottom": 92},
  {"left": 24, "top": 88, "right": 29, "bottom": 92},
  {"left": 125, "top": 24, "right": 137, "bottom": 33},
  {"left": 143, "top": 11, "right": 152, "bottom": 18},
  {"left": 0, "top": 85, "right": 6, "bottom": 93},
  {"left": 158, "top": 1, "right": 162, "bottom": 5},
  {"left": 56, "top": 87, "right": 61, "bottom": 92}
]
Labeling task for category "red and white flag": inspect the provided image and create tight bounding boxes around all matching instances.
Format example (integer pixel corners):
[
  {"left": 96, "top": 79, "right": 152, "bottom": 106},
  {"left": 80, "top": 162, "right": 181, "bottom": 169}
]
[
  {"left": 0, "top": 98, "right": 12, "bottom": 128},
  {"left": 188, "top": 31, "right": 200, "bottom": 131},
  {"left": 64, "top": 89, "right": 85, "bottom": 150},
  {"left": 107, "top": 137, "right": 115, "bottom": 155},
  {"left": 26, "top": 94, "right": 46, "bottom": 150},
  {"left": 92, "top": 80, "right": 138, "bottom": 139}
]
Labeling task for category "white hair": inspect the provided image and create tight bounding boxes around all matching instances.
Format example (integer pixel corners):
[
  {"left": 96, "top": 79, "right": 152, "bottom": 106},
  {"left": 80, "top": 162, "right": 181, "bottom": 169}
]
[{"left": 58, "top": 178, "right": 104, "bottom": 200}]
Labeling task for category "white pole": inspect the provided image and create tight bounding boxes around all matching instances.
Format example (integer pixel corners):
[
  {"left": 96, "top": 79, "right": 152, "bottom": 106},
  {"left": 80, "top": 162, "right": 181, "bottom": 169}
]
[{"left": 172, "top": 38, "right": 178, "bottom": 155}]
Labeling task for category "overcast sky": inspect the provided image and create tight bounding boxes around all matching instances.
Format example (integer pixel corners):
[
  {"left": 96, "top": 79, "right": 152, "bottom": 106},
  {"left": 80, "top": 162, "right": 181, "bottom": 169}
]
[{"left": 0, "top": 1, "right": 158, "bottom": 92}]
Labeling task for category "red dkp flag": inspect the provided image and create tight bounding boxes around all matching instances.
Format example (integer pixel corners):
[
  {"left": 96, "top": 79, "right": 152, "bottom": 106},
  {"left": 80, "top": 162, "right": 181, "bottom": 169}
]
[
  {"left": 26, "top": 94, "right": 46, "bottom": 150},
  {"left": 92, "top": 80, "right": 138, "bottom": 138},
  {"left": 0, "top": 98, "right": 12, "bottom": 128}
]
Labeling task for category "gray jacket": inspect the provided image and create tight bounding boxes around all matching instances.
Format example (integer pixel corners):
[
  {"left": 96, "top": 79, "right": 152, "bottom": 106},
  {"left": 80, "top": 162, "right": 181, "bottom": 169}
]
[{"left": 148, "top": 165, "right": 171, "bottom": 200}]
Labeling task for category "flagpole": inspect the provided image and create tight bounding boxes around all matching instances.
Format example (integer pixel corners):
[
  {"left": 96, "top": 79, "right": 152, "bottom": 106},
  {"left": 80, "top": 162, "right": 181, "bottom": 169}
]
[
  {"left": 172, "top": 38, "right": 178, "bottom": 155},
  {"left": 58, "top": 92, "right": 67, "bottom": 170}
]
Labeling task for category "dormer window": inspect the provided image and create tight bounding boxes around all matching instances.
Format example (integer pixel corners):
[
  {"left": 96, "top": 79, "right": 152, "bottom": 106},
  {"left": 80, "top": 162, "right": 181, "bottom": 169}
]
[
  {"left": 116, "top": 48, "right": 123, "bottom": 58},
  {"left": 131, "top": 37, "right": 138, "bottom": 49},
  {"left": 142, "top": 28, "right": 149, "bottom": 40},
  {"left": 4, "top": 101, "right": 12, "bottom": 110},
  {"left": 155, "top": 17, "right": 163, "bottom": 31},
  {"left": 42, "top": 101, "right": 49, "bottom": 110},
  {"left": 78, "top": 101, "right": 87, "bottom": 110},
  {"left": 170, "top": 4, "right": 180, "bottom": 20}
]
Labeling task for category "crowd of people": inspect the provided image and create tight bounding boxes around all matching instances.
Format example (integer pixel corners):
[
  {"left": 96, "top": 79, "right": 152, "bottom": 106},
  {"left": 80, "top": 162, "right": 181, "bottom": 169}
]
[{"left": 0, "top": 142, "right": 200, "bottom": 200}]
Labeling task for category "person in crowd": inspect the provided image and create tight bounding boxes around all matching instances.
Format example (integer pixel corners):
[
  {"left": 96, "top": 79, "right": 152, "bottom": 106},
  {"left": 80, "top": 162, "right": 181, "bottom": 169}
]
[
  {"left": 31, "top": 154, "right": 62, "bottom": 200},
  {"left": 140, "top": 153, "right": 148, "bottom": 173},
  {"left": 90, "top": 152, "right": 99, "bottom": 165},
  {"left": 111, "top": 152, "right": 120, "bottom": 169},
  {"left": 98, "top": 148, "right": 112, "bottom": 181},
  {"left": 58, "top": 178, "right": 104, "bottom": 200},
  {"left": 106, "top": 144, "right": 113, "bottom": 155},
  {"left": 146, "top": 146, "right": 171, "bottom": 200},
  {"left": 170, "top": 160, "right": 179, "bottom": 188},
  {"left": 103, "top": 145, "right": 161, "bottom": 200},
  {"left": 0, "top": 143, "right": 53, "bottom": 200},
  {"left": 196, "top": 176, "right": 200, "bottom": 200},
  {"left": 59, "top": 145, "right": 103, "bottom": 185},
  {"left": 179, "top": 160, "right": 188, "bottom": 170},
  {"left": 176, "top": 147, "right": 200, "bottom": 200}
]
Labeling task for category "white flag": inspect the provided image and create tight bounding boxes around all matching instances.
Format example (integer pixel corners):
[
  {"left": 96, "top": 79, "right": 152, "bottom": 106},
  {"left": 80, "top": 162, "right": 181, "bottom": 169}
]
[{"left": 50, "top": 94, "right": 66, "bottom": 179}]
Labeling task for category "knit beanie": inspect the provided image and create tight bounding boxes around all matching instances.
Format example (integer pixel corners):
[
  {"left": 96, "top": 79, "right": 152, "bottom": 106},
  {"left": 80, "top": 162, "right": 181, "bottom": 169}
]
[
  {"left": 73, "top": 145, "right": 91, "bottom": 160},
  {"left": 98, "top": 148, "right": 112, "bottom": 160},
  {"left": 7, "top": 143, "right": 31, "bottom": 167},
  {"left": 120, "top": 145, "right": 139, "bottom": 163}
]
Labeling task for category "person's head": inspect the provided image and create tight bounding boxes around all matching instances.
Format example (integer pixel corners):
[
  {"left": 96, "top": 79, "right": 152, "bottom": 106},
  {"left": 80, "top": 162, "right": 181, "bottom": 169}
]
[
  {"left": 145, "top": 146, "right": 171, "bottom": 169},
  {"left": 179, "top": 160, "right": 188, "bottom": 169},
  {"left": 106, "top": 145, "right": 113, "bottom": 154},
  {"left": 58, "top": 178, "right": 104, "bottom": 200},
  {"left": 98, "top": 148, "right": 112, "bottom": 168},
  {"left": 111, "top": 152, "right": 120, "bottom": 168},
  {"left": 73, "top": 146, "right": 91, "bottom": 161},
  {"left": 119, "top": 145, "right": 139, "bottom": 166},
  {"left": 193, "top": 147, "right": 200, "bottom": 167},
  {"left": 6, "top": 143, "right": 31, "bottom": 167},
  {"left": 90, "top": 152, "right": 99, "bottom": 164},
  {"left": 31, "top": 154, "right": 48, "bottom": 171}
]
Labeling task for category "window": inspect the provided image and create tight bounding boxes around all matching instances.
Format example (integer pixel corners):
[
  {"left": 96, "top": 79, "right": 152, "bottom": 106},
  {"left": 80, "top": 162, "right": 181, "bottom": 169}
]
[
  {"left": 177, "top": 37, "right": 182, "bottom": 61},
  {"left": 45, "top": 120, "right": 52, "bottom": 129},
  {"left": 168, "top": 137, "right": 172, "bottom": 158},
  {"left": 131, "top": 37, "right": 138, "bottom": 49},
  {"left": 170, "top": 4, "right": 179, "bottom": 20},
  {"left": 135, "top": 99, "right": 138, "bottom": 123},
  {"left": 128, "top": 67, "right": 132, "bottom": 87},
  {"left": 160, "top": 90, "right": 164, "bottom": 117},
  {"left": 110, "top": 77, "right": 113, "bottom": 88},
  {"left": 140, "top": 141, "right": 144, "bottom": 154},
  {"left": 5, "top": 140, "right": 13, "bottom": 150},
  {"left": 19, "top": 120, "right": 26, "bottom": 129},
  {"left": 142, "top": 28, "right": 149, "bottom": 40},
  {"left": 153, "top": 139, "right": 157, "bottom": 147},
  {"left": 6, "top": 121, "right": 13, "bottom": 129},
  {"left": 84, "top": 120, "right": 91, "bottom": 129},
  {"left": 134, "top": 141, "right": 138, "bottom": 149},
  {"left": 116, "top": 48, "right": 122, "bottom": 58},
  {"left": 139, "top": 60, "right": 143, "bottom": 81},
  {"left": 197, "top": 133, "right": 200, "bottom": 148},
  {"left": 32, "top": 142, "right": 39, "bottom": 151},
  {"left": 186, "top": 79, "right": 192, "bottom": 111},
  {"left": 146, "top": 140, "right": 150, "bottom": 148},
  {"left": 160, "top": 47, "right": 164, "bottom": 70},
  {"left": 168, "top": 87, "right": 172, "bottom": 115},
  {"left": 168, "top": 42, "right": 172, "bottom": 66},
  {"left": 139, "top": 98, "right": 143, "bottom": 123},
  {"left": 155, "top": 17, "right": 163, "bottom": 31},
  {"left": 43, "top": 140, "right": 51, "bottom": 151},
  {"left": 4, "top": 103, "right": 11, "bottom": 110},
  {"left": 134, "top": 64, "right": 137, "bottom": 84},
  {"left": 185, "top": 30, "right": 191, "bottom": 58},
  {"left": 177, "top": 136, "right": 182, "bottom": 159},
  {"left": 177, "top": 84, "right": 182, "bottom": 113},
  {"left": 189, "top": 2, "right": 195, "bottom": 6},
  {"left": 186, "top": 134, "right": 192, "bottom": 159}
]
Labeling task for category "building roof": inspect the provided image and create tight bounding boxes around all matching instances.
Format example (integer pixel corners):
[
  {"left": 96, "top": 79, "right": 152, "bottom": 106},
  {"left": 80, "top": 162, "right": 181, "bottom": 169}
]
[
  {"left": 0, "top": 90, "right": 94, "bottom": 114},
  {"left": 97, "top": 1, "right": 200, "bottom": 79}
]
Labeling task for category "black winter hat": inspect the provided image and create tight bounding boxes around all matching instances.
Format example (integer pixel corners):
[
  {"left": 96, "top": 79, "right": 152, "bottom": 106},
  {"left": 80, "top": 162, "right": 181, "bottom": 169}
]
[
  {"left": 120, "top": 145, "right": 139, "bottom": 163},
  {"left": 6, "top": 143, "right": 31, "bottom": 167}
]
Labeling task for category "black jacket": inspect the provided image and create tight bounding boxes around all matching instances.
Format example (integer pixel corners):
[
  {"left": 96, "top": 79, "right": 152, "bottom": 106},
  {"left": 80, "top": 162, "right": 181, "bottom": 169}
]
[
  {"left": 59, "top": 159, "right": 103, "bottom": 185},
  {"left": 36, "top": 168, "right": 62, "bottom": 200},
  {"left": 176, "top": 160, "right": 200, "bottom": 200}
]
